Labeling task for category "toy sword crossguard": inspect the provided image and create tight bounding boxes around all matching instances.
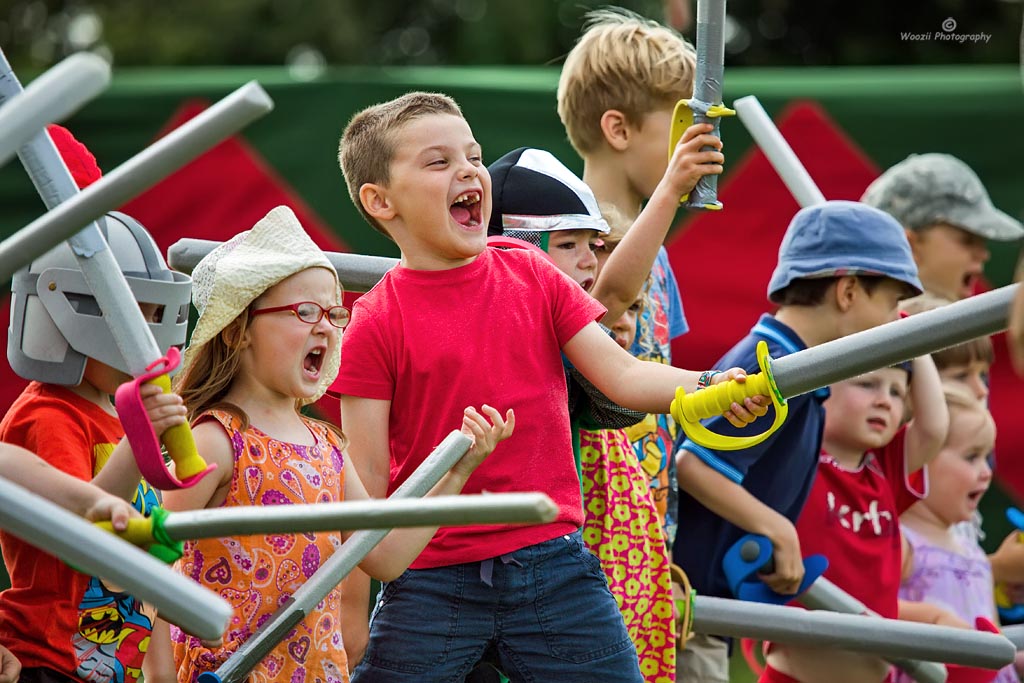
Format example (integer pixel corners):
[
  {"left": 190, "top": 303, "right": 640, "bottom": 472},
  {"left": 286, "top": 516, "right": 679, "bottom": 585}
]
[
  {"left": 671, "top": 340, "right": 788, "bottom": 450},
  {"left": 723, "top": 534, "right": 826, "bottom": 605},
  {"left": 669, "top": 0, "right": 735, "bottom": 210}
]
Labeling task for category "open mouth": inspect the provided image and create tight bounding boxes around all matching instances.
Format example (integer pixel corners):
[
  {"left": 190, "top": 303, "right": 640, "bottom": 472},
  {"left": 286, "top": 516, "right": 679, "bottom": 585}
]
[
  {"left": 580, "top": 277, "right": 595, "bottom": 292},
  {"left": 304, "top": 347, "right": 325, "bottom": 379},
  {"left": 967, "top": 488, "right": 987, "bottom": 505},
  {"left": 961, "top": 271, "right": 980, "bottom": 295},
  {"left": 450, "top": 191, "right": 483, "bottom": 228}
]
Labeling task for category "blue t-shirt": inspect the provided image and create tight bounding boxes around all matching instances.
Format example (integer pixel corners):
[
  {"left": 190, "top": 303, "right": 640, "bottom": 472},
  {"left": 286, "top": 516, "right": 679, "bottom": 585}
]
[
  {"left": 672, "top": 314, "right": 829, "bottom": 599},
  {"left": 627, "top": 246, "right": 687, "bottom": 547},
  {"left": 629, "top": 247, "right": 688, "bottom": 360}
]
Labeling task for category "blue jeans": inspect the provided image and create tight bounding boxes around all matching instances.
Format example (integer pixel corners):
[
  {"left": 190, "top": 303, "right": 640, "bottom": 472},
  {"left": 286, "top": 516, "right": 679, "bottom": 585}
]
[{"left": 351, "top": 530, "right": 642, "bottom": 682}]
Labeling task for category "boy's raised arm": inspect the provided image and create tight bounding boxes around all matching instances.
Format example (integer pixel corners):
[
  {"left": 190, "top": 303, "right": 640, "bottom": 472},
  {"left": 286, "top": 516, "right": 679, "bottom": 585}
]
[
  {"left": 905, "top": 355, "right": 949, "bottom": 473},
  {"left": 591, "top": 122, "right": 723, "bottom": 324}
]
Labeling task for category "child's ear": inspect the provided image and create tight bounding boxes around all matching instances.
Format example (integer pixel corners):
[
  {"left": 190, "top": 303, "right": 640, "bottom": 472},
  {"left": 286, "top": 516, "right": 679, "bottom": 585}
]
[
  {"left": 834, "top": 276, "right": 860, "bottom": 312},
  {"left": 221, "top": 318, "right": 250, "bottom": 350},
  {"left": 599, "top": 109, "right": 632, "bottom": 152},
  {"left": 359, "top": 183, "right": 396, "bottom": 221}
]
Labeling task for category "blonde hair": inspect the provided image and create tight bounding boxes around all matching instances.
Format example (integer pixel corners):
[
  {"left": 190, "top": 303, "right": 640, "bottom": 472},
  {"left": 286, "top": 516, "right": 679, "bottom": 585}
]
[
  {"left": 598, "top": 202, "right": 633, "bottom": 251},
  {"left": 901, "top": 293, "right": 995, "bottom": 370},
  {"left": 942, "top": 382, "right": 995, "bottom": 446},
  {"left": 557, "top": 8, "right": 696, "bottom": 155},
  {"left": 339, "top": 92, "right": 463, "bottom": 237}
]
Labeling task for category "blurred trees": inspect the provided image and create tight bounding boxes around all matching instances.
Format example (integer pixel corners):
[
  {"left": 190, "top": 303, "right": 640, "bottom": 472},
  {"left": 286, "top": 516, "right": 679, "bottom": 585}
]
[{"left": 1, "top": 0, "right": 1021, "bottom": 72}]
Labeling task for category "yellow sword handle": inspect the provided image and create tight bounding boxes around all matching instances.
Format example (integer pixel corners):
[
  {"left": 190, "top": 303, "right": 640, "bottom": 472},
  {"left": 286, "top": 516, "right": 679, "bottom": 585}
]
[
  {"left": 669, "top": 98, "right": 737, "bottom": 208},
  {"left": 671, "top": 341, "right": 788, "bottom": 451}
]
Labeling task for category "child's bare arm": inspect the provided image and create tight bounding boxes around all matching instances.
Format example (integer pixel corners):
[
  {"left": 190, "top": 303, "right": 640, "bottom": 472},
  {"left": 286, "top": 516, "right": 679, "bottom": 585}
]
[
  {"left": 340, "top": 571, "right": 371, "bottom": 670},
  {"left": 160, "top": 421, "right": 234, "bottom": 514},
  {"left": 677, "top": 452, "right": 805, "bottom": 595},
  {"left": 591, "top": 122, "right": 723, "bottom": 324},
  {"left": 142, "top": 618, "right": 176, "bottom": 683},
  {"left": 338, "top": 396, "right": 393, "bottom": 668},
  {"left": 343, "top": 404, "right": 515, "bottom": 581},
  {"left": 989, "top": 531, "right": 1024, "bottom": 585},
  {"left": 340, "top": 396, "right": 393, "bottom": 498},
  {"left": 91, "top": 383, "right": 187, "bottom": 500},
  {"left": 905, "top": 355, "right": 949, "bottom": 473},
  {"left": 897, "top": 599, "right": 970, "bottom": 628},
  {"left": 0, "top": 443, "right": 137, "bottom": 529},
  {"left": 563, "top": 321, "right": 767, "bottom": 426}
]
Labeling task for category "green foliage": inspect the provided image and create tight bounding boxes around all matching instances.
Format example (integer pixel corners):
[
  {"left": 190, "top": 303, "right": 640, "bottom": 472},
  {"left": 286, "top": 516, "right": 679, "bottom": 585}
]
[{"left": 3, "top": 0, "right": 1019, "bottom": 72}]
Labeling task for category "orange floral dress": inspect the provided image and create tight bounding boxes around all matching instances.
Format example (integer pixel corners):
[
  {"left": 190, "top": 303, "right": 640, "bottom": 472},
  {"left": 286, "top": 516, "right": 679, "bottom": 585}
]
[
  {"left": 581, "top": 428, "right": 676, "bottom": 683},
  {"left": 170, "top": 410, "right": 349, "bottom": 683}
]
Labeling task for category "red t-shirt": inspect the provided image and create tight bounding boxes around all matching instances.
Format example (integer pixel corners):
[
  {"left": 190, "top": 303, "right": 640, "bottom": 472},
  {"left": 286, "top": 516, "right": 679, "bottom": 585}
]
[
  {"left": 334, "top": 247, "right": 606, "bottom": 568},
  {"left": 0, "top": 382, "right": 160, "bottom": 682},
  {"left": 795, "top": 427, "right": 926, "bottom": 618}
]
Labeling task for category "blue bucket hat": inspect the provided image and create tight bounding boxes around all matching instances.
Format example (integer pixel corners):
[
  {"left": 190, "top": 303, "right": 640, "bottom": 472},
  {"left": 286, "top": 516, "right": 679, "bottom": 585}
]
[{"left": 767, "top": 200, "right": 923, "bottom": 301}]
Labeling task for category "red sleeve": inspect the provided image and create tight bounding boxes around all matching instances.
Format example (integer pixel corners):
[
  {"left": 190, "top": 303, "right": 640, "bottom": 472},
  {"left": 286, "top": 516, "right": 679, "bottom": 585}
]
[
  {"left": 1, "top": 404, "right": 93, "bottom": 481},
  {"left": 334, "top": 294, "right": 396, "bottom": 401},
  {"left": 535, "top": 255, "right": 607, "bottom": 347},
  {"left": 877, "top": 426, "right": 927, "bottom": 515}
]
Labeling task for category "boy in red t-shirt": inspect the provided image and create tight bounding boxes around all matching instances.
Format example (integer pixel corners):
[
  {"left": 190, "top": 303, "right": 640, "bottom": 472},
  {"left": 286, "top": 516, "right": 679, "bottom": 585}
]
[
  {"left": 333, "top": 91, "right": 769, "bottom": 682},
  {"left": 764, "top": 354, "right": 951, "bottom": 683}
]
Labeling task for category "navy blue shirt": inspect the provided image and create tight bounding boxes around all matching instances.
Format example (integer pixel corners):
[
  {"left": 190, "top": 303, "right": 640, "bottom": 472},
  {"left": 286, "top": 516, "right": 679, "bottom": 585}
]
[{"left": 673, "top": 314, "right": 829, "bottom": 599}]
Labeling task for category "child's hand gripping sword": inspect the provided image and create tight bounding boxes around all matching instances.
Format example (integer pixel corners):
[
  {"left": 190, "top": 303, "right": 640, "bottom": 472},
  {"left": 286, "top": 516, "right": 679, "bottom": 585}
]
[
  {"left": 0, "top": 48, "right": 273, "bottom": 488},
  {"left": 726, "top": 535, "right": 949, "bottom": 683},
  {"left": 669, "top": 0, "right": 735, "bottom": 210},
  {"left": 0, "top": 474, "right": 231, "bottom": 640},
  {"left": 96, "top": 492, "right": 559, "bottom": 558}
]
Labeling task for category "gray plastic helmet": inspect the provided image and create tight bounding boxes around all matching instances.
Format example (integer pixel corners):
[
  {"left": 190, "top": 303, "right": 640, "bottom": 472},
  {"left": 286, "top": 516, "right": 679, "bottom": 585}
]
[{"left": 8, "top": 212, "right": 192, "bottom": 384}]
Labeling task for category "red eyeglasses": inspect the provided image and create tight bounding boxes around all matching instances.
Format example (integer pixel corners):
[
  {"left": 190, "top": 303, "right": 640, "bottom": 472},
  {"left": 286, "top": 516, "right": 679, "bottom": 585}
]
[{"left": 250, "top": 301, "right": 350, "bottom": 328}]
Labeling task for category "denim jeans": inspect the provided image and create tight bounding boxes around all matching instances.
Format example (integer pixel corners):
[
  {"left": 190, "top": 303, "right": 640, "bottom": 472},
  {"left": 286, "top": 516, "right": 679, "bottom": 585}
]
[{"left": 351, "top": 530, "right": 642, "bottom": 682}]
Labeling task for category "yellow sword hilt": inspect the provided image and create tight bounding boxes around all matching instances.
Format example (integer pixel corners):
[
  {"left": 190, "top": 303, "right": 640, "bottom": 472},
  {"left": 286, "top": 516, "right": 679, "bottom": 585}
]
[
  {"left": 94, "top": 507, "right": 182, "bottom": 564},
  {"left": 671, "top": 341, "right": 788, "bottom": 451},
  {"left": 669, "top": 98, "right": 737, "bottom": 209},
  {"left": 147, "top": 373, "right": 207, "bottom": 480}
]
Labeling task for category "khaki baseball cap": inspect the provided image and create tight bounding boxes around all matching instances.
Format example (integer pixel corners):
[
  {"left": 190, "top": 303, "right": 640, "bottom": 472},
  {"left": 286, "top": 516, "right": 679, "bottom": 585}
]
[{"left": 861, "top": 153, "right": 1024, "bottom": 241}]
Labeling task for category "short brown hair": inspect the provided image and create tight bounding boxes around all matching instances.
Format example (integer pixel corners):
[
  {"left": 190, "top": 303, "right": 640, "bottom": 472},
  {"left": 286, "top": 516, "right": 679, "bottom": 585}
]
[
  {"left": 557, "top": 8, "right": 696, "bottom": 155},
  {"left": 769, "top": 275, "right": 913, "bottom": 307},
  {"left": 338, "top": 92, "right": 463, "bottom": 237}
]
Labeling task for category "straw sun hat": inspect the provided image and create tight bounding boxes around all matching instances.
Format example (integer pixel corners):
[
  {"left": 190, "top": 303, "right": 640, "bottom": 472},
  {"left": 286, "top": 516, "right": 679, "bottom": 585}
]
[{"left": 181, "top": 205, "right": 341, "bottom": 402}]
